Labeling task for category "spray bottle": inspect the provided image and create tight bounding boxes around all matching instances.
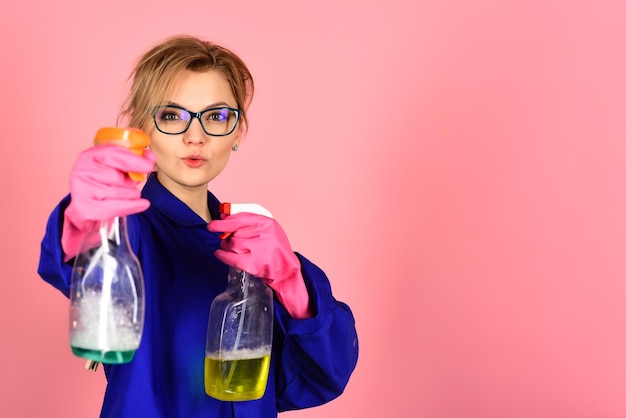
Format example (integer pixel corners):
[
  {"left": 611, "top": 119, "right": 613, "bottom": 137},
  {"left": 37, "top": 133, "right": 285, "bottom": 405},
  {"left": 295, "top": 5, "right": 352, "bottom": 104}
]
[
  {"left": 68, "top": 127, "right": 150, "bottom": 369},
  {"left": 204, "top": 203, "right": 274, "bottom": 401}
]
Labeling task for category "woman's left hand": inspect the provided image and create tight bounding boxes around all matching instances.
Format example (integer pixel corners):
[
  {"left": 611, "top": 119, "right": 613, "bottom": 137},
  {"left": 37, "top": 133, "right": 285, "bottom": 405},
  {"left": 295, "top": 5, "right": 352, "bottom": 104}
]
[{"left": 208, "top": 213, "right": 312, "bottom": 318}]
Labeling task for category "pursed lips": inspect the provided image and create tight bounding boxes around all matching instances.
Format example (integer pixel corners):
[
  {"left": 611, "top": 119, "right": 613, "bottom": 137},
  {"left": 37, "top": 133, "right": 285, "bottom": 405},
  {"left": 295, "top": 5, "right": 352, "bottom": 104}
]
[{"left": 182, "top": 154, "right": 207, "bottom": 167}]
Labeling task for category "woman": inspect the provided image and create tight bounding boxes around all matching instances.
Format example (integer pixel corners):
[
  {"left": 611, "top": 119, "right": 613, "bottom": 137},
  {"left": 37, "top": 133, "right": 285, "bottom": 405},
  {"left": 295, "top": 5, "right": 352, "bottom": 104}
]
[{"left": 38, "top": 34, "right": 358, "bottom": 418}]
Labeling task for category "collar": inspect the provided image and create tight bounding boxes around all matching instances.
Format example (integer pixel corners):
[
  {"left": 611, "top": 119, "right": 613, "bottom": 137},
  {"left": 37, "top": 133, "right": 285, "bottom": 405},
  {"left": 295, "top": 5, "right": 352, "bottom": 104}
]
[{"left": 141, "top": 173, "right": 222, "bottom": 226}]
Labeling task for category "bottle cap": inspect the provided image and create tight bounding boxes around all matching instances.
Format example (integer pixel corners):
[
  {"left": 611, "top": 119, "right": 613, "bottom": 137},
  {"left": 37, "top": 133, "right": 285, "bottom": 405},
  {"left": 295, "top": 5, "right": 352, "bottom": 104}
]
[
  {"left": 217, "top": 203, "right": 273, "bottom": 239},
  {"left": 94, "top": 127, "right": 151, "bottom": 181},
  {"left": 219, "top": 203, "right": 273, "bottom": 218}
]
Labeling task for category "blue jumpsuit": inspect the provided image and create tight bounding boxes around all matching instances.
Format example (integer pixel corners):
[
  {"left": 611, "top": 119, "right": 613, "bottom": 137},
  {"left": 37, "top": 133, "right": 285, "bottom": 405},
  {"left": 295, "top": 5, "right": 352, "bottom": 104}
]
[{"left": 38, "top": 173, "right": 359, "bottom": 418}]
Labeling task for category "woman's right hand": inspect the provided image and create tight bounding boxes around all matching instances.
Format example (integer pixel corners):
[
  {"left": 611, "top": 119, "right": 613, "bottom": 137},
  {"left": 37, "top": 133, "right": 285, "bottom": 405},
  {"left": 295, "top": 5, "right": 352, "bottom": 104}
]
[{"left": 61, "top": 144, "right": 156, "bottom": 260}]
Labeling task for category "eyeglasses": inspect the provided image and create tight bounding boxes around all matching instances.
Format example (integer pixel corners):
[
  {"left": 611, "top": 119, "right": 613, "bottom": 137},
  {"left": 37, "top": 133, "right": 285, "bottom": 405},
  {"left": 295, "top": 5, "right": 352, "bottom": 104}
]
[{"left": 153, "top": 105, "right": 240, "bottom": 136}]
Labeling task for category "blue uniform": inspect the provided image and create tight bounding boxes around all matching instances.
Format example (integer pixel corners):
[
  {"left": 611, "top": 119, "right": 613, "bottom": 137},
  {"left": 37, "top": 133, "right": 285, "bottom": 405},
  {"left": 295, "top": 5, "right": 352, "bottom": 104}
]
[{"left": 38, "top": 173, "right": 359, "bottom": 418}]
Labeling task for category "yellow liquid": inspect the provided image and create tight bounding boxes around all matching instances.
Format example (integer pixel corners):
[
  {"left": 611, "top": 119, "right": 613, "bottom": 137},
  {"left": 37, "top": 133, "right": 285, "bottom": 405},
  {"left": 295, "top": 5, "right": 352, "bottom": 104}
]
[{"left": 204, "top": 355, "right": 270, "bottom": 401}]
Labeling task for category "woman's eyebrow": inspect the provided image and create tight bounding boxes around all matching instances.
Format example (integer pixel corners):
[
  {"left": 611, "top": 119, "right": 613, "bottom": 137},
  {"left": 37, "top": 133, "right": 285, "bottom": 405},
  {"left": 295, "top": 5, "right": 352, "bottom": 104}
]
[{"left": 165, "top": 101, "right": 232, "bottom": 110}]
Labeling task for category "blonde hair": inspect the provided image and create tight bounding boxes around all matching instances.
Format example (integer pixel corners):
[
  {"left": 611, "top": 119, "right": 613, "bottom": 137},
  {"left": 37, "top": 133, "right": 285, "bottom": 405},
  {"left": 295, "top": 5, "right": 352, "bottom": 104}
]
[{"left": 118, "top": 35, "right": 254, "bottom": 133}]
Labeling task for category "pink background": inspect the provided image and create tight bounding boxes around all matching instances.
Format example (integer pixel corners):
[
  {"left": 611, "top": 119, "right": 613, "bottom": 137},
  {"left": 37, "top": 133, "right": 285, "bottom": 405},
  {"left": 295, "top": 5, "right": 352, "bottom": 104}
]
[{"left": 2, "top": 1, "right": 626, "bottom": 417}]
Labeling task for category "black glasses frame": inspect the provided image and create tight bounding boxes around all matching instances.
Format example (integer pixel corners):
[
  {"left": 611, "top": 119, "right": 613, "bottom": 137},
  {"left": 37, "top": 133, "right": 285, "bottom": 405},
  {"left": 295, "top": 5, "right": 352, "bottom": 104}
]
[{"left": 152, "top": 104, "right": 241, "bottom": 136}]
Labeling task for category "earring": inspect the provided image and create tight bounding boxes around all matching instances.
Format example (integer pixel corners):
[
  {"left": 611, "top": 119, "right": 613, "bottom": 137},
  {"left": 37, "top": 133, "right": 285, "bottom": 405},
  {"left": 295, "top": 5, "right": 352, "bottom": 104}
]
[{"left": 232, "top": 144, "right": 239, "bottom": 151}]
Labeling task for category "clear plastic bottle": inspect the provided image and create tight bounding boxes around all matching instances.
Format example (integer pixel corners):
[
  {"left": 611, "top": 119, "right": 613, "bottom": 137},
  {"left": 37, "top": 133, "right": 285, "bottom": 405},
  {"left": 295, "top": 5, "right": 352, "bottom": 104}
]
[
  {"left": 204, "top": 204, "right": 274, "bottom": 401},
  {"left": 68, "top": 127, "right": 150, "bottom": 365}
]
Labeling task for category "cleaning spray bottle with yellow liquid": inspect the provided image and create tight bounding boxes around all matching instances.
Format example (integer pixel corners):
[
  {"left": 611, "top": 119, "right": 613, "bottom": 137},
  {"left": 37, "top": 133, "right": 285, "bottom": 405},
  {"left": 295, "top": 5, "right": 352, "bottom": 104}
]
[
  {"left": 204, "top": 203, "right": 274, "bottom": 401},
  {"left": 68, "top": 127, "right": 150, "bottom": 368}
]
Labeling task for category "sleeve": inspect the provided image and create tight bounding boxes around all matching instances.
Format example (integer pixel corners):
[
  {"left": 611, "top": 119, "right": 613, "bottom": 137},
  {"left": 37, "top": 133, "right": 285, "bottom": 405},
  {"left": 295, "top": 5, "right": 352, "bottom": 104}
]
[
  {"left": 38, "top": 195, "right": 74, "bottom": 298},
  {"left": 273, "top": 252, "right": 359, "bottom": 412}
]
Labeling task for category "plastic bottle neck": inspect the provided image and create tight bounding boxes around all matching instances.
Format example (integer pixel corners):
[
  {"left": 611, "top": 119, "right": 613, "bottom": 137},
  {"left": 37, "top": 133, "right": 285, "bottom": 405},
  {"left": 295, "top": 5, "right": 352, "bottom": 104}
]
[{"left": 98, "top": 216, "right": 128, "bottom": 243}]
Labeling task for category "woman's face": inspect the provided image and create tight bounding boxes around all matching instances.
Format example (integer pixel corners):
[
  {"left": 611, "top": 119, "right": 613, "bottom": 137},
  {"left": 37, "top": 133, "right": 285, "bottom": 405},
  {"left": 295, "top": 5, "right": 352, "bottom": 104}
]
[{"left": 146, "top": 69, "right": 241, "bottom": 194}]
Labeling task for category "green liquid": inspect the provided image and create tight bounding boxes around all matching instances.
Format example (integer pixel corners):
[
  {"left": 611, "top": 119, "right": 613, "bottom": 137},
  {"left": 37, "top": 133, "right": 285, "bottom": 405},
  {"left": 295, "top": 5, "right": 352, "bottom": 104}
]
[
  {"left": 71, "top": 346, "right": 136, "bottom": 364},
  {"left": 204, "top": 355, "right": 270, "bottom": 401}
]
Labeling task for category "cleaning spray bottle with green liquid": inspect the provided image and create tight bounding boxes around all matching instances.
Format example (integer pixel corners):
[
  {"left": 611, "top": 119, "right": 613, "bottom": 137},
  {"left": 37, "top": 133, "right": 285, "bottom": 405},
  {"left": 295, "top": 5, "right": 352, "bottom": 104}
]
[
  {"left": 204, "top": 203, "right": 275, "bottom": 401},
  {"left": 68, "top": 127, "right": 149, "bottom": 369}
]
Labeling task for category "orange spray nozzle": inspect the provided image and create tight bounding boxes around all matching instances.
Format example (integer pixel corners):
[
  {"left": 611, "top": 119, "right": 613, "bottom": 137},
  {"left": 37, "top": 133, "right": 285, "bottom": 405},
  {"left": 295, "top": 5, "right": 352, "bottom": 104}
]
[{"left": 94, "top": 127, "right": 151, "bottom": 182}]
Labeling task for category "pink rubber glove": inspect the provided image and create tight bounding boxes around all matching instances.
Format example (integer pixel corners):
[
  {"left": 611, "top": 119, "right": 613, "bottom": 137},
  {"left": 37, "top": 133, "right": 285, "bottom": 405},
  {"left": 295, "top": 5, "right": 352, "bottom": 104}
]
[
  {"left": 207, "top": 213, "right": 312, "bottom": 319},
  {"left": 62, "top": 144, "right": 156, "bottom": 261}
]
